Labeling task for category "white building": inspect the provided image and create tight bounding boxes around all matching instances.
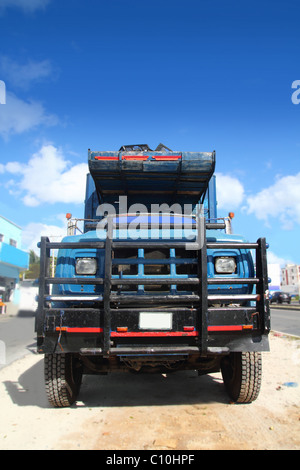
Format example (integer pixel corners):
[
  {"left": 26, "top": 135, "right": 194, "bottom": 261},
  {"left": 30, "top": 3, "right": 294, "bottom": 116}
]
[
  {"left": 281, "top": 264, "right": 300, "bottom": 296},
  {"left": 268, "top": 263, "right": 281, "bottom": 294},
  {"left": 0, "top": 215, "right": 29, "bottom": 304}
]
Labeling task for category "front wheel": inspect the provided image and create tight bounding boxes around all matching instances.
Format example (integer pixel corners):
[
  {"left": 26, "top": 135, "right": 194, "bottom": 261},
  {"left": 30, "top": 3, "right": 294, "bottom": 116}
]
[
  {"left": 221, "top": 352, "right": 262, "bottom": 403},
  {"left": 44, "top": 353, "right": 83, "bottom": 407}
]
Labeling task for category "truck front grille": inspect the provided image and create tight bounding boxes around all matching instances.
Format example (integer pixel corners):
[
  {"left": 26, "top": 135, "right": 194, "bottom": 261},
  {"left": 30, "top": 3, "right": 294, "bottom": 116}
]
[{"left": 111, "top": 247, "right": 198, "bottom": 294}]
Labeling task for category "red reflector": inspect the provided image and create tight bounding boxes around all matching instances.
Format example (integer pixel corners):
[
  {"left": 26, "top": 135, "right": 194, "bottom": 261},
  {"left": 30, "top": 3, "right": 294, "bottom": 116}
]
[
  {"left": 208, "top": 325, "right": 243, "bottom": 332},
  {"left": 110, "top": 331, "right": 198, "bottom": 337},
  {"left": 55, "top": 327, "right": 103, "bottom": 333},
  {"left": 121, "top": 155, "right": 181, "bottom": 161},
  {"left": 208, "top": 325, "right": 254, "bottom": 332},
  {"left": 183, "top": 326, "right": 195, "bottom": 332}
]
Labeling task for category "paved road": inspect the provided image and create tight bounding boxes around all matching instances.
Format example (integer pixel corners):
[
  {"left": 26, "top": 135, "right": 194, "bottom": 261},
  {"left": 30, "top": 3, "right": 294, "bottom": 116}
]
[
  {"left": 0, "top": 313, "right": 36, "bottom": 370},
  {"left": 270, "top": 307, "right": 300, "bottom": 337}
]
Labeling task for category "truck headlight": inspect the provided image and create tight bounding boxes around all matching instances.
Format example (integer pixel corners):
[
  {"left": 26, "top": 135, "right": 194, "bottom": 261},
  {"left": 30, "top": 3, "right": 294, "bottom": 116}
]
[
  {"left": 75, "top": 258, "right": 97, "bottom": 275},
  {"left": 215, "top": 256, "right": 236, "bottom": 274}
]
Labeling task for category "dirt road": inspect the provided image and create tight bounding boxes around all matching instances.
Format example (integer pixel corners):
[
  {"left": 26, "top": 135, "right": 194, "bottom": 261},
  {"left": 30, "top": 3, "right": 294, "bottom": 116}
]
[{"left": 0, "top": 332, "right": 299, "bottom": 450}]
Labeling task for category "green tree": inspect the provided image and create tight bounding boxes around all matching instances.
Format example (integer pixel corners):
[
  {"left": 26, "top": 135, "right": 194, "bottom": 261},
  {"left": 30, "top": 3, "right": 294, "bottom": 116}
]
[
  {"left": 29, "top": 250, "right": 40, "bottom": 265},
  {"left": 22, "top": 250, "right": 40, "bottom": 280},
  {"left": 21, "top": 250, "right": 57, "bottom": 280}
]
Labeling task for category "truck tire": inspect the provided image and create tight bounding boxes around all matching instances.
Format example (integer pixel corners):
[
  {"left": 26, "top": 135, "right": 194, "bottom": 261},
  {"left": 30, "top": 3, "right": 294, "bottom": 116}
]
[
  {"left": 221, "top": 352, "right": 262, "bottom": 403},
  {"left": 44, "top": 353, "right": 83, "bottom": 407}
]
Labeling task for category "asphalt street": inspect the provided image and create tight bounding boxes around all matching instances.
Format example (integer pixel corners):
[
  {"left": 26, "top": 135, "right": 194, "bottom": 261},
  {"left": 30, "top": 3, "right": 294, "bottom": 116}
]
[
  {"left": 270, "top": 306, "right": 300, "bottom": 337},
  {"left": 0, "top": 313, "right": 36, "bottom": 370}
]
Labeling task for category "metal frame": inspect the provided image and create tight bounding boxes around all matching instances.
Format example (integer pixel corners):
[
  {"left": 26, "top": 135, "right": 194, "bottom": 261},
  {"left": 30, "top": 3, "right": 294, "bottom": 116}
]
[{"left": 36, "top": 217, "right": 270, "bottom": 357}]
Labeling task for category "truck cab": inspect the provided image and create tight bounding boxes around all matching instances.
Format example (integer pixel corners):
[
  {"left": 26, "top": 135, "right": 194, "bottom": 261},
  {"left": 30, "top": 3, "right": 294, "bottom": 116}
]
[{"left": 36, "top": 144, "right": 270, "bottom": 407}]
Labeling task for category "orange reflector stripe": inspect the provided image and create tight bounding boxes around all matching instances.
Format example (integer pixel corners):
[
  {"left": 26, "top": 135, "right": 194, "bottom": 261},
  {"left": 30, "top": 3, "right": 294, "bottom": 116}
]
[
  {"left": 122, "top": 155, "right": 148, "bottom": 160},
  {"left": 116, "top": 327, "right": 128, "bottom": 332},
  {"left": 152, "top": 155, "right": 181, "bottom": 160},
  {"left": 94, "top": 156, "right": 119, "bottom": 160}
]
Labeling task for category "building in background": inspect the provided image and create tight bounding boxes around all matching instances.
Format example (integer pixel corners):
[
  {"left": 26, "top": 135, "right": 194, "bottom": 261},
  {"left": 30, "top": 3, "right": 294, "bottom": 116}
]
[
  {"left": 281, "top": 264, "right": 300, "bottom": 296},
  {"left": 0, "top": 215, "right": 29, "bottom": 304},
  {"left": 268, "top": 263, "right": 281, "bottom": 294}
]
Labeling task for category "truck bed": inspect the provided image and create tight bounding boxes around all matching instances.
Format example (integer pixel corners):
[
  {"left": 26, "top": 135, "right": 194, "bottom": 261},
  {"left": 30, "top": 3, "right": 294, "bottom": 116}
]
[{"left": 88, "top": 149, "right": 215, "bottom": 207}]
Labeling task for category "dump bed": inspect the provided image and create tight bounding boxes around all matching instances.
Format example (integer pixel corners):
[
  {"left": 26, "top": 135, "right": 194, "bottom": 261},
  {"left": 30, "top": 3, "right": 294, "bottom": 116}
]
[{"left": 88, "top": 148, "right": 215, "bottom": 207}]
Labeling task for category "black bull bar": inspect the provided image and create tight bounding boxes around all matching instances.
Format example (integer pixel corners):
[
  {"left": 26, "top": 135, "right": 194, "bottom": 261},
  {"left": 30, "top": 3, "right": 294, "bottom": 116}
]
[{"left": 36, "top": 219, "right": 270, "bottom": 356}]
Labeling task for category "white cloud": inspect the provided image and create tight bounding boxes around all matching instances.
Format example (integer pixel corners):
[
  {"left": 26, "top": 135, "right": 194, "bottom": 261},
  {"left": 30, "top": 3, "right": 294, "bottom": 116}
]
[
  {"left": 215, "top": 172, "right": 245, "bottom": 210},
  {"left": 3, "top": 144, "right": 88, "bottom": 206},
  {"left": 22, "top": 221, "right": 67, "bottom": 255},
  {"left": 0, "top": 0, "right": 51, "bottom": 14},
  {"left": 0, "top": 92, "right": 58, "bottom": 138},
  {"left": 267, "top": 251, "right": 294, "bottom": 267},
  {"left": 5, "top": 161, "right": 24, "bottom": 173},
  {"left": 246, "top": 172, "right": 300, "bottom": 229},
  {"left": 0, "top": 56, "right": 55, "bottom": 89}
]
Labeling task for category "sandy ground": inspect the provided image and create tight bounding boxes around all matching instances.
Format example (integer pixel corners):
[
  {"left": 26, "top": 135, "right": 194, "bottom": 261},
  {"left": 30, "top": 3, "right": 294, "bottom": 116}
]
[{"left": 0, "top": 332, "right": 299, "bottom": 451}]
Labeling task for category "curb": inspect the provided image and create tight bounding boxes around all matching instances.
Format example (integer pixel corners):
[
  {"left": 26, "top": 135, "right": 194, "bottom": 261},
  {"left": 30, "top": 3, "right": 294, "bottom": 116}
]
[
  {"left": 271, "top": 330, "right": 300, "bottom": 340},
  {"left": 270, "top": 304, "right": 300, "bottom": 311}
]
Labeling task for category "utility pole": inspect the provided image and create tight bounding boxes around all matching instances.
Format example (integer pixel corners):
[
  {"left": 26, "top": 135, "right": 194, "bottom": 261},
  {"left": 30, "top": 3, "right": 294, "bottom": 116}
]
[{"left": 66, "top": 213, "right": 76, "bottom": 236}]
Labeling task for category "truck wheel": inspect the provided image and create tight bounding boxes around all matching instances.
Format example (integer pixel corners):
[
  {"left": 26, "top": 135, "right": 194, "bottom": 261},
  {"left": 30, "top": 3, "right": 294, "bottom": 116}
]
[
  {"left": 221, "top": 352, "right": 262, "bottom": 403},
  {"left": 44, "top": 353, "right": 83, "bottom": 407}
]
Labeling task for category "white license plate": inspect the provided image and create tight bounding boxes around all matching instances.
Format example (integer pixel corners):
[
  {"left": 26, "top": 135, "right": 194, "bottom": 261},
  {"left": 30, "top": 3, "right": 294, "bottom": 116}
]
[{"left": 139, "top": 312, "right": 172, "bottom": 330}]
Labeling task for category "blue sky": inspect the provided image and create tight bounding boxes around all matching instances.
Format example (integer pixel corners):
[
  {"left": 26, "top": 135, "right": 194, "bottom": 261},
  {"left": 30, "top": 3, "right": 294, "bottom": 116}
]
[{"left": 0, "top": 0, "right": 299, "bottom": 265}]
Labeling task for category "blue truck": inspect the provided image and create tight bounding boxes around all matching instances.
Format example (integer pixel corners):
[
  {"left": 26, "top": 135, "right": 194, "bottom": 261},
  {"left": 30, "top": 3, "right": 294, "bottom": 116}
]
[{"left": 36, "top": 144, "right": 270, "bottom": 407}]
